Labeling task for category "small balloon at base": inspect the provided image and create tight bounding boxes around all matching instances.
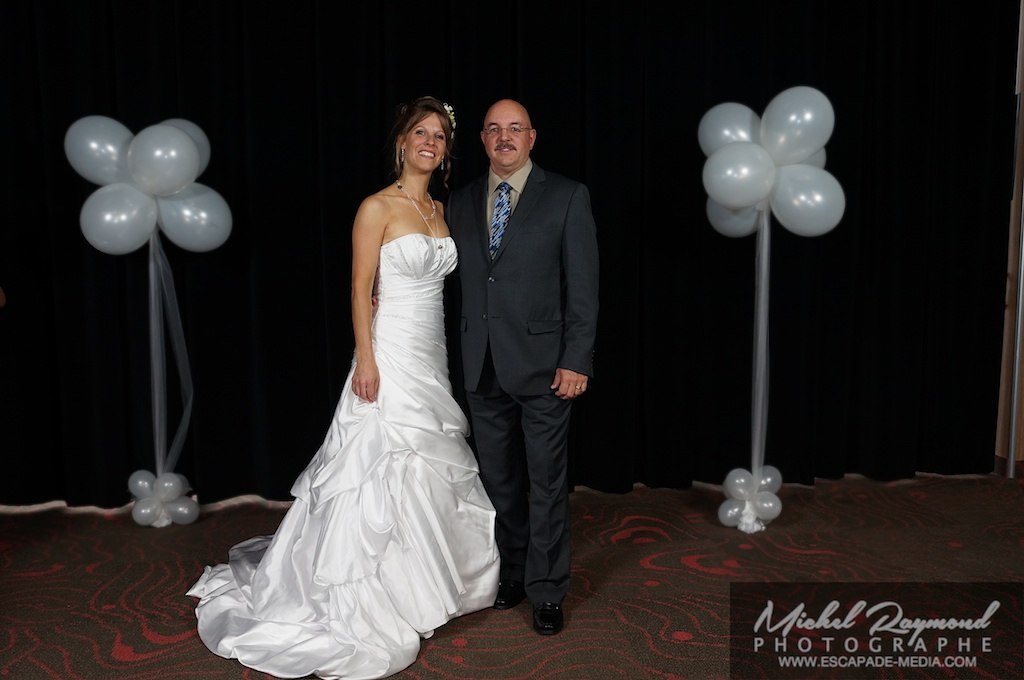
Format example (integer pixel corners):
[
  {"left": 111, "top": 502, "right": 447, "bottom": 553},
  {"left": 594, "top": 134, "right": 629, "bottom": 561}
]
[
  {"left": 153, "top": 472, "right": 184, "bottom": 502},
  {"left": 128, "top": 470, "right": 156, "bottom": 498},
  {"left": 165, "top": 496, "right": 200, "bottom": 525},
  {"left": 723, "top": 468, "right": 758, "bottom": 500},
  {"left": 758, "top": 465, "right": 783, "bottom": 494},
  {"left": 753, "top": 491, "right": 782, "bottom": 521},
  {"left": 718, "top": 498, "right": 746, "bottom": 527},
  {"left": 131, "top": 496, "right": 163, "bottom": 526}
]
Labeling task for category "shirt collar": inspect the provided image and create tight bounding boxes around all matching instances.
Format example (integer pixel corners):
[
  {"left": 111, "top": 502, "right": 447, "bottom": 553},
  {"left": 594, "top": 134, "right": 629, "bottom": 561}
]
[{"left": 488, "top": 160, "right": 533, "bottom": 196}]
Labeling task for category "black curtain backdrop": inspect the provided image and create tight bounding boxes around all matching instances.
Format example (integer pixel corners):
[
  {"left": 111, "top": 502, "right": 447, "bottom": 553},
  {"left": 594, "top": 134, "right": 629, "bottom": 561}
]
[{"left": 1, "top": 1, "right": 1018, "bottom": 507}]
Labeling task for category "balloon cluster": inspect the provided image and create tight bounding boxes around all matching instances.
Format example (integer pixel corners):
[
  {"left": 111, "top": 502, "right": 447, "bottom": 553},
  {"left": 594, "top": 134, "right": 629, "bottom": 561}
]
[
  {"left": 64, "top": 115, "right": 232, "bottom": 255},
  {"left": 699, "top": 86, "right": 845, "bottom": 238},
  {"left": 718, "top": 466, "right": 783, "bottom": 534},
  {"left": 128, "top": 469, "right": 199, "bottom": 527}
]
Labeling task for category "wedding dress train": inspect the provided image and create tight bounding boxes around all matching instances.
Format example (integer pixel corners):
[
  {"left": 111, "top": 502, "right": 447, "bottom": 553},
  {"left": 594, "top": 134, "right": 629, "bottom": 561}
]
[{"left": 187, "top": 234, "right": 499, "bottom": 679}]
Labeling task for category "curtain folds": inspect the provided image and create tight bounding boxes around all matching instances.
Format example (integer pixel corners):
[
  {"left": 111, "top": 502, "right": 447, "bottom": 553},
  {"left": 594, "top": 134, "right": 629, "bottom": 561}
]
[{"left": 1, "top": 1, "right": 1019, "bottom": 506}]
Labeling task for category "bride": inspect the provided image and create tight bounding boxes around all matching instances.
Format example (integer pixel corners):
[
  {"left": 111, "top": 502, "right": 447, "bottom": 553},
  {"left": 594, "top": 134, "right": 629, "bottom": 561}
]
[{"left": 187, "top": 96, "right": 499, "bottom": 680}]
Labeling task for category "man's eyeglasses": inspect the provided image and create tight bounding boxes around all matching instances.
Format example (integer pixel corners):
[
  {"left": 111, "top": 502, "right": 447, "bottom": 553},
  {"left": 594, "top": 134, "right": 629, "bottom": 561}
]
[{"left": 482, "top": 126, "right": 533, "bottom": 137}]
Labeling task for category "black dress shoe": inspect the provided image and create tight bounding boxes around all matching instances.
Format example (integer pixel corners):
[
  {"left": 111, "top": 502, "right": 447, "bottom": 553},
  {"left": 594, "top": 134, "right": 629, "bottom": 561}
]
[
  {"left": 493, "top": 580, "right": 526, "bottom": 610},
  {"left": 532, "top": 602, "right": 564, "bottom": 635}
]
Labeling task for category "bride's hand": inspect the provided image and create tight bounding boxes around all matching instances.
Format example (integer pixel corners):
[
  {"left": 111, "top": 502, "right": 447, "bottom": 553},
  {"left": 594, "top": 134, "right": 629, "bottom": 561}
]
[{"left": 352, "top": 360, "right": 380, "bottom": 402}]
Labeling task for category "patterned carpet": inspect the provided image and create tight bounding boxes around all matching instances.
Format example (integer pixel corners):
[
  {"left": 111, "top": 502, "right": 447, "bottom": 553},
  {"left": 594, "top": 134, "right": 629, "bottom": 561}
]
[{"left": 1, "top": 473, "right": 1022, "bottom": 679}]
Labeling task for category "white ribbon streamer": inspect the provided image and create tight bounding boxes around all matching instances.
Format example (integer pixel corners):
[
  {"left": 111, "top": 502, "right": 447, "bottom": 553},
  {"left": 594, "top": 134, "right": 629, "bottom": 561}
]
[{"left": 148, "top": 234, "right": 193, "bottom": 476}]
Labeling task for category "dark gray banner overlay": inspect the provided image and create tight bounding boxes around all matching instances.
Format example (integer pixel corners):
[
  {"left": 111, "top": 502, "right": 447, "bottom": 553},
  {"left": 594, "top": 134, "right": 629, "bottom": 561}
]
[{"left": 729, "top": 582, "right": 1023, "bottom": 679}]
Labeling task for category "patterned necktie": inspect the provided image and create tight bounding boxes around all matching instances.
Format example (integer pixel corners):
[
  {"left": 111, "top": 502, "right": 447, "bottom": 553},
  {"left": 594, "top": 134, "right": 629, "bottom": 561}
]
[{"left": 489, "top": 182, "right": 512, "bottom": 258}]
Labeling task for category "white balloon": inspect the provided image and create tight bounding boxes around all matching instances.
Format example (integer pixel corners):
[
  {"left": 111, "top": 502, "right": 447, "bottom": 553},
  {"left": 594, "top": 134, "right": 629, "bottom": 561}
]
[
  {"left": 80, "top": 182, "right": 157, "bottom": 255},
  {"left": 753, "top": 491, "right": 782, "bottom": 522},
  {"left": 697, "top": 102, "right": 761, "bottom": 157},
  {"left": 759, "top": 86, "right": 835, "bottom": 166},
  {"left": 127, "top": 124, "right": 201, "bottom": 197},
  {"left": 718, "top": 499, "right": 746, "bottom": 527},
  {"left": 64, "top": 115, "right": 134, "bottom": 186},
  {"left": 804, "top": 147, "right": 827, "bottom": 169},
  {"left": 153, "top": 472, "right": 184, "bottom": 502},
  {"left": 770, "top": 164, "right": 846, "bottom": 237},
  {"left": 702, "top": 142, "right": 776, "bottom": 210},
  {"left": 127, "top": 469, "right": 156, "bottom": 499},
  {"left": 161, "top": 118, "right": 211, "bottom": 176},
  {"left": 723, "top": 468, "right": 758, "bottom": 500},
  {"left": 131, "top": 496, "right": 163, "bottom": 526},
  {"left": 165, "top": 496, "right": 200, "bottom": 525},
  {"left": 758, "top": 465, "right": 783, "bottom": 494},
  {"left": 706, "top": 197, "right": 760, "bottom": 238},
  {"left": 157, "top": 183, "right": 233, "bottom": 252}
]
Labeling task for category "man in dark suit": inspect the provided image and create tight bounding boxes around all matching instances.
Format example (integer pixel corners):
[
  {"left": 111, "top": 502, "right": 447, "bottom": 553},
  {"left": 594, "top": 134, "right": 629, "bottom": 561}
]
[{"left": 447, "top": 99, "right": 599, "bottom": 636}]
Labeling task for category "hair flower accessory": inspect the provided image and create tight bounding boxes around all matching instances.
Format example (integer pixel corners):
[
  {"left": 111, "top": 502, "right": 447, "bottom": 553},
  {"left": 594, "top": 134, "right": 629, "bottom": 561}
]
[{"left": 442, "top": 102, "right": 457, "bottom": 134}]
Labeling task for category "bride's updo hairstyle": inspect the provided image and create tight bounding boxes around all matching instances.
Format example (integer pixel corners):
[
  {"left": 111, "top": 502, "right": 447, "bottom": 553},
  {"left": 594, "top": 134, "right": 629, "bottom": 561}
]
[{"left": 390, "top": 96, "right": 457, "bottom": 188}]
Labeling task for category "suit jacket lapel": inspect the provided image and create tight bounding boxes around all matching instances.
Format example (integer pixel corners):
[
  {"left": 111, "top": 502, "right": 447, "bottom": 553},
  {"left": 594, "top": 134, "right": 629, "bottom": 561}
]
[{"left": 467, "top": 177, "right": 490, "bottom": 262}]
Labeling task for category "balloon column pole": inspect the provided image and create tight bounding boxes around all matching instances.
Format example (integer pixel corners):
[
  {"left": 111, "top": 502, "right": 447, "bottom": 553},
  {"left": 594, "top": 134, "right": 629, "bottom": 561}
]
[
  {"left": 751, "top": 207, "right": 771, "bottom": 489},
  {"left": 722, "top": 207, "right": 777, "bottom": 534},
  {"left": 65, "top": 115, "right": 232, "bottom": 527},
  {"left": 700, "top": 86, "right": 846, "bottom": 533}
]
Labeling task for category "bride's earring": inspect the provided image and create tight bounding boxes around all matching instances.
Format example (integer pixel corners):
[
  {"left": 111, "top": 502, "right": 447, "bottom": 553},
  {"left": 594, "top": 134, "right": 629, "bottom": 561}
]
[{"left": 399, "top": 147, "right": 405, "bottom": 165}]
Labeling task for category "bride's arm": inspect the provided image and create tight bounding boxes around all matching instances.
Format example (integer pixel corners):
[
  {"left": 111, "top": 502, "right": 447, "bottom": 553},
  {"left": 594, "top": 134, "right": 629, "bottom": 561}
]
[{"left": 350, "top": 195, "right": 388, "bottom": 402}]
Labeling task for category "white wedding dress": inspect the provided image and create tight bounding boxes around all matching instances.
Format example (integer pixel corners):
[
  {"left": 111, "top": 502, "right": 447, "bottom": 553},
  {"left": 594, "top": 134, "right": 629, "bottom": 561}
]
[{"left": 187, "top": 234, "right": 499, "bottom": 679}]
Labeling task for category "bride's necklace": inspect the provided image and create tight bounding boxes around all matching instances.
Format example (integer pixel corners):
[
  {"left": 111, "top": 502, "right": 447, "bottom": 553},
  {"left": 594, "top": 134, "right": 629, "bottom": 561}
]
[{"left": 396, "top": 181, "right": 443, "bottom": 250}]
